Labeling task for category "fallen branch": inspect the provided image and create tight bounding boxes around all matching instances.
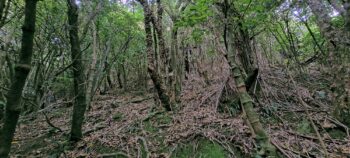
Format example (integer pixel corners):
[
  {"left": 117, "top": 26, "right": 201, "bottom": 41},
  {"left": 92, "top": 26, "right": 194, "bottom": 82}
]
[
  {"left": 83, "top": 123, "right": 107, "bottom": 135},
  {"left": 42, "top": 112, "right": 63, "bottom": 133},
  {"left": 127, "top": 96, "right": 153, "bottom": 104},
  {"left": 136, "top": 136, "right": 150, "bottom": 158}
]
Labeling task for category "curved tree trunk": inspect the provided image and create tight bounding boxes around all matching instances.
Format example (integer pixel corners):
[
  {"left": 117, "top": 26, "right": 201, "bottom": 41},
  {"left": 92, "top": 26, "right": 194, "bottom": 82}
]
[
  {"left": 67, "top": 0, "right": 88, "bottom": 141},
  {"left": 0, "top": 0, "right": 38, "bottom": 157}
]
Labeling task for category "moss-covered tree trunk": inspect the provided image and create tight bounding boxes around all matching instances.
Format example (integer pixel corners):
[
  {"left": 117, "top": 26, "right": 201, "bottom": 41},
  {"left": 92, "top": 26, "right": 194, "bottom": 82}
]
[
  {"left": 0, "top": 0, "right": 38, "bottom": 157},
  {"left": 234, "top": 22, "right": 256, "bottom": 74},
  {"left": 229, "top": 62, "right": 276, "bottom": 157},
  {"left": 67, "top": 0, "right": 88, "bottom": 141},
  {"left": 137, "top": 0, "right": 171, "bottom": 111}
]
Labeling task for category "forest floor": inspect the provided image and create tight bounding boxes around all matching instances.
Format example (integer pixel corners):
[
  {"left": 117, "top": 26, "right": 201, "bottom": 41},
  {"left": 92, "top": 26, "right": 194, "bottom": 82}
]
[{"left": 8, "top": 60, "right": 350, "bottom": 158}]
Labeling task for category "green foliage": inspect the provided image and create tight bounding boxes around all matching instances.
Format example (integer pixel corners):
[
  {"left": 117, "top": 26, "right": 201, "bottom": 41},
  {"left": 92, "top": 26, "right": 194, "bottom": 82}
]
[
  {"left": 191, "top": 28, "right": 205, "bottom": 43},
  {"left": 176, "top": 0, "right": 214, "bottom": 28}
]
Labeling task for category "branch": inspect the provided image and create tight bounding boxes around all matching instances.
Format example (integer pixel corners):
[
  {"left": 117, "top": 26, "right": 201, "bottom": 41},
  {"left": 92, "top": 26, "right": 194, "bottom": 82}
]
[{"left": 43, "top": 112, "right": 64, "bottom": 132}]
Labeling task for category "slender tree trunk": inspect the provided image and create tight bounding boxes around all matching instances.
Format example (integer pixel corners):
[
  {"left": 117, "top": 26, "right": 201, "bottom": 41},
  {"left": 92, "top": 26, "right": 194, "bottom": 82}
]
[
  {"left": 169, "top": 27, "right": 178, "bottom": 102},
  {"left": 121, "top": 63, "right": 127, "bottom": 90},
  {"left": 67, "top": 0, "right": 88, "bottom": 141},
  {"left": 184, "top": 46, "right": 190, "bottom": 77},
  {"left": 117, "top": 69, "right": 123, "bottom": 89},
  {"left": 0, "top": 0, "right": 38, "bottom": 157},
  {"left": 303, "top": 20, "right": 325, "bottom": 56},
  {"left": 0, "top": 0, "right": 7, "bottom": 26},
  {"left": 154, "top": 0, "right": 167, "bottom": 76},
  {"left": 87, "top": 21, "right": 98, "bottom": 108},
  {"left": 344, "top": 1, "right": 350, "bottom": 33}
]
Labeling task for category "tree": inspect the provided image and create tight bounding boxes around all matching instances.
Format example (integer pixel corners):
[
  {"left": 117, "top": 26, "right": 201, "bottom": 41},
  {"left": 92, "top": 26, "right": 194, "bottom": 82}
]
[
  {"left": 0, "top": 0, "right": 38, "bottom": 157},
  {"left": 137, "top": 0, "right": 171, "bottom": 111},
  {"left": 66, "top": 0, "right": 88, "bottom": 141}
]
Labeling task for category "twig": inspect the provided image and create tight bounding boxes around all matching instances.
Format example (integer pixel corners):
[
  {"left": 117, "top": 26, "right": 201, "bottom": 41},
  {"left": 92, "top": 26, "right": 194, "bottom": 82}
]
[
  {"left": 325, "top": 116, "right": 350, "bottom": 137},
  {"left": 136, "top": 136, "right": 150, "bottom": 158},
  {"left": 271, "top": 139, "right": 292, "bottom": 158}
]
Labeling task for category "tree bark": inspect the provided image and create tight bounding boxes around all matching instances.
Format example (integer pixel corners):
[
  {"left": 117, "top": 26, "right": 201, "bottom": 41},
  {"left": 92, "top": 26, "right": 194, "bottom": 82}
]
[
  {"left": 0, "top": 0, "right": 38, "bottom": 157},
  {"left": 67, "top": 0, "right": 88, "bottom": 141}
]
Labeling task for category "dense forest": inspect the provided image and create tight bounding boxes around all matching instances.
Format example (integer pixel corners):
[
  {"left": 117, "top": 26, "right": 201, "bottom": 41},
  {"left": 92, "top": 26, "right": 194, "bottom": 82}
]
[{"left": 0, "top": 0, "right": 349, "bottom": 157}]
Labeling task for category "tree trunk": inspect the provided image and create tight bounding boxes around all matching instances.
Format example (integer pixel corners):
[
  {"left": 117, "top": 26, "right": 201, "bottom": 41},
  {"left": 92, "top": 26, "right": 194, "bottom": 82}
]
[
  {"left": 230, "top": 62, "right": 276, "bottom": 157},
  {"left": 0, "top": 0, "right": 5, "bottom": 19},
  {"left": 0, "top": 0, "right": 38, "bottom": 157},
  {"left": 169, "top": 26, "right": 178, "bottom": 102},
  {"left": 344, "top": 1, "right": 350, "bottom": 33},
  {"left": 86, "top": 21, "right": 98, "bottom": 108},
  {"left": 234, "top": 22, "right": 256, "bottom": 74},
  {"left": 137, "top": 0, "right": 171, "bottom": 111},
  {"left": 154, "top": 0, "right": 167, "bottom": 76},
  {"left": 67, "top": 0, "right": 88, "bottom": 142}
]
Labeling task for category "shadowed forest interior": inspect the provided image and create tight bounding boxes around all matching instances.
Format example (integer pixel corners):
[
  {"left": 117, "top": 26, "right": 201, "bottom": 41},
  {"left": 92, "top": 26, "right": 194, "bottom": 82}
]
[{"left": 0, "top": 0, "right": 349, "bottom": 157}]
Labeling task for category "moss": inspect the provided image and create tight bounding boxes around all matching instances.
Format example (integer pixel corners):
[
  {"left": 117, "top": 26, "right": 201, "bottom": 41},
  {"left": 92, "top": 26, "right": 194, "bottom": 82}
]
[
  {"left": 296, "top": 119, "right": 312, "bottom": 134},
  {"left": 327, "top": 128, "right": 347, "bottom": 139},
  {"left": 144, "top": 121, "right": 157, "bottom": 133},
  {"left": 172, "top": 138, "right": 228, "bottom": 158},
  {"left": 112, "top": 112, "right": 123, "bottom": 121}
]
